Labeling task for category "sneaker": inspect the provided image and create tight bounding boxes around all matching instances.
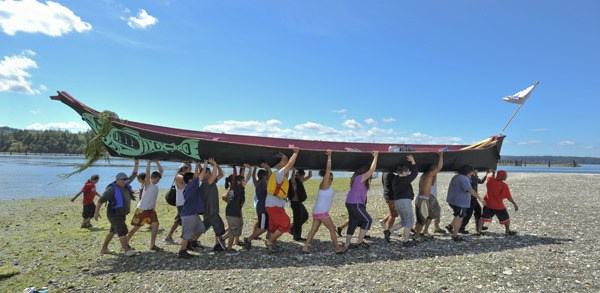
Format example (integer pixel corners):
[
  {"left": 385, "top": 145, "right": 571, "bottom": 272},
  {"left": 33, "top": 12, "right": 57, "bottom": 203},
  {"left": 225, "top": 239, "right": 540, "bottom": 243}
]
[
  {"left": 459, "top": 229, "right": 470, "bottom": 235},
  {"left": 364, "top": 235, "right": 371, "bottom": 240},
  {"left": 164, "top": 236, "right": 176, "bottom": 244},
  {"left": 294, "top": 237, "right": 307, "bottom": 242},
  {"left": 216, "top": 237, "right": 227, "bottom": 250},
  {"left": 383, "top": 230, "right": 391, "bottom": 243},
  {"left": 178, "top": 250, "right": 194, "bottom": 259},
  {"left": 433, "top": 228, "right": 447, "bottom": 234},
  {"left": 347, "top": 243, "right": 359, "bottom": 249},
  {"left": 402, "top": 241, "right": 417, "bottom": 248},
  {"left": 506, "top": 230, "right": 518, "bottom": 236},
  {"left": 243, "top": 237, "right": 251, "bottom": 244},
  {"left": 124, "top": 249, "right": 136, "bottom": 257},
  {"left": 213, "top": 244, "right": 225, "bottom": 252},
  {"left": 225, "top": 249, "right": 239, "bottom": 256},
  {"left": 336, "top": 227, "right": 343, "bottom": 237},
  {"left": 482, "top": 226, "right": 489, "bottom": 231},
  {"left": 150, "top": 245, "right": 163, "bottom": 252},
  {"left": 378, "top": 219, "right": 386, "bottom": 230}
]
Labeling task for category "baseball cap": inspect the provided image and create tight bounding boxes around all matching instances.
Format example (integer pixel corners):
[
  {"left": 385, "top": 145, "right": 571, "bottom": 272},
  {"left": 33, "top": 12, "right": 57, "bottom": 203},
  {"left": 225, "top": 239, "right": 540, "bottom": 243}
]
[{"left": 115, "top": 172, "right": 129, "bottom": 180}]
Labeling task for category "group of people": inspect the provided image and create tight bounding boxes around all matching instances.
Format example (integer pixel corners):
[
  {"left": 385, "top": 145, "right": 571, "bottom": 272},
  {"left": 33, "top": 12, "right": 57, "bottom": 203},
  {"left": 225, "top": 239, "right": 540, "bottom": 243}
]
[{"left": 71, "top": 147, "right": 519, "bottom": 258}]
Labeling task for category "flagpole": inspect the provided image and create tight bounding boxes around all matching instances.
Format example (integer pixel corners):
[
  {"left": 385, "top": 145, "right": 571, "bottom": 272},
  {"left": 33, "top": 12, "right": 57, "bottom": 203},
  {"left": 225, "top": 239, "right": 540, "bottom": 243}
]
[
  {"left": 499, "top": 104, "right": 523, "bottom": 135},
  {"left": 499, "top": 81, "right": 539, "bottom": 135}
]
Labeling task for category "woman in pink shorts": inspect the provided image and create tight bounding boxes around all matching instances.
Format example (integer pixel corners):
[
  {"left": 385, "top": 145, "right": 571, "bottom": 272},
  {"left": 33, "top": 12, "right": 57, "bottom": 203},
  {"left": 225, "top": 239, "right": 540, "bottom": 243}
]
[{"left": 302, "top": 150, "right": 347, "bottom": 254}]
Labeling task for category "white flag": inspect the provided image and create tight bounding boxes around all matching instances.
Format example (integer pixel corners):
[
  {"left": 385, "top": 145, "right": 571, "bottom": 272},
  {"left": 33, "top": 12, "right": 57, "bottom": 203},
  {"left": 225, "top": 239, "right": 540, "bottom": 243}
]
[{"left": 503, "top": 82, "right": 538, "bottom": 105}]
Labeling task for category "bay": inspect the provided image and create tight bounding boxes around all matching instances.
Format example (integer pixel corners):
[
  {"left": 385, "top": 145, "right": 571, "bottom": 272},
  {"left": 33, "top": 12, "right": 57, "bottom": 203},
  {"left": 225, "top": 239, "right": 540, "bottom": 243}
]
[{"left": 0, "top": 154, "right": 598, "bottom": 200}]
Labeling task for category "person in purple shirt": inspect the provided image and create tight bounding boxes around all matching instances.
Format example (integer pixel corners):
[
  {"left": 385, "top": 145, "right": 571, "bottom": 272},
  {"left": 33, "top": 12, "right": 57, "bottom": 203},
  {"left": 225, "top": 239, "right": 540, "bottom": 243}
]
[
  {"left": 445, "top": 165, "right": 486, "bottom": 241},
  {"left": 343, "top": 151, "right": 378, "bottom": 249}
]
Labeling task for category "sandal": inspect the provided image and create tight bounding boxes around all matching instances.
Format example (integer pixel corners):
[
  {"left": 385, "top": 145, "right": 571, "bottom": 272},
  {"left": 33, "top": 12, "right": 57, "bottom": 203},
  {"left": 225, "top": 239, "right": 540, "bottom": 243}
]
[
  {"left": 347, "top": 243, "right": 359, "bottom": 249},
  {"left": 335, "top": 247, "right": 348, "bottom": 254},
  {"left": 357, "top": 242, "right": 370, "bottom": 249}
]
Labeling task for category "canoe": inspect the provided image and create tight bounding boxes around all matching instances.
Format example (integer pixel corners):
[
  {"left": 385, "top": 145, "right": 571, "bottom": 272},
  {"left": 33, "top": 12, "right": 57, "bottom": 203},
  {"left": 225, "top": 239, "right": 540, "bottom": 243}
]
[{"left": 51, "top": 91, "right": 504, "bottom": 172}]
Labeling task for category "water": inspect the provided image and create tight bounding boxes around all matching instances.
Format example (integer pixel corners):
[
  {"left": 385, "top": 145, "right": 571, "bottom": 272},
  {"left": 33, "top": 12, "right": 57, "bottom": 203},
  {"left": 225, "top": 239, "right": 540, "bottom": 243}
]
[{"left": 0, "top": 154, "right": 598, "bottom": 200}]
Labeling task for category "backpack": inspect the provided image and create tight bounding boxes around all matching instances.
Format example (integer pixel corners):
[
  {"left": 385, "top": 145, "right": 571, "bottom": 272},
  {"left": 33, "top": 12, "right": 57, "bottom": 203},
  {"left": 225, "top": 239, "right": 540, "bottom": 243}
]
[{"left": 165, "top": 179, "right": 177, "bottom": 206}]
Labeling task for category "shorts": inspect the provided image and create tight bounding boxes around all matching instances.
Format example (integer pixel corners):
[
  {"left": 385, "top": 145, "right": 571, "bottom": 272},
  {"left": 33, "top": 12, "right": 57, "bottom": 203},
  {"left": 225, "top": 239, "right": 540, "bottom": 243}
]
[
  {"left": 108, "top": 215, "right": 128, "bottom": 237},
  {"left": 203, "top": 213, "right": 226, "bottom": 237},
  {"left": 130, "top": 208, "right": 158, "bottom": 226},
  {"left": 257, "top": 212, "right": 269, "bottom": 230},
  {"left": 174, "top": 205, "right": 182, "bottom": 225},
  {"left": 386, "top": 200, "right": 398, "bottom": 218},
  {"left": 450, "top": 204, "right": 468, "bottom": 218},
  {"left": 481, "top": 206, "right": 510, "bottom": 224},
  {"left": 181, "top": 215, "right": 205, "bottom": 241},
  {"left": 82, "top": 203, "right": 96, "bottom": 219},
  {"left": 415, "top": 195, "right": 441, "bottom": 225},
  {"left": 265, "top": 206, "right": 291, "bottom": 233},
  {"left": 313, "top": 213, "right": 330, "bottom": 219},
  {"left": 226, "top": 216, "right": 243, "bottom": 237},
  {"left": 394, "top": 199, "right": 414, "bottom": 228}
]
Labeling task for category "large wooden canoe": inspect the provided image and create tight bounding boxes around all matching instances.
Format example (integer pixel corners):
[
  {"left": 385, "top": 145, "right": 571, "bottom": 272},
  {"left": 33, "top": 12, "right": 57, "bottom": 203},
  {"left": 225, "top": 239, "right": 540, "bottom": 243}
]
[{"left": 51, "top": 91, "right": 504, "bottom": 172}]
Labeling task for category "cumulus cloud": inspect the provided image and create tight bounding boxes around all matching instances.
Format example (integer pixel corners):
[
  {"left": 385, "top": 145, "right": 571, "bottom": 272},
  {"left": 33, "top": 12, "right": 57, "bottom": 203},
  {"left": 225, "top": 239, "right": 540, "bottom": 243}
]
[
  {"left": 382, "top": 118, "right": 396, "bottom": 123},
  {"left": 364, "top": 118, "right": 376, "bottom": 126},
  {"left": 202, "top": 119, "right": 462, "bottom": 145},
  {"left": 559, "top": 141, "right": 575, "bottom": 146},
  {"left": 342, "top": 119, "right": 361, "bottom": 129},
  {"left": 0, "top": 51, "right": 45, "bottom": 94},
  {"left": 127, "top": 9, "right": 158, "bottom": 29},
  {"left": 518, "top": 140, "right": 543, "bottom": 145},
  {"left": 202, "top": 119, "right": 293, "bottom": 137},
  {"left": 26, "top": 121, "right": 89, "bottom": 132},
  {"left": 332, "top": 108, "right": 347, "bottom": 114},
  {"left": 0, "top": 0, "right": 92, "bottom": 36}
]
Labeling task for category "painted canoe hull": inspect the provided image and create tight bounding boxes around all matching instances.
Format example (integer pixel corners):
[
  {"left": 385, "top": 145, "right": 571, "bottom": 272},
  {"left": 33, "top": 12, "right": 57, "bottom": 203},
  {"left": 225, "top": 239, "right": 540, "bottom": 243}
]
[{"left": 51, "top": 91, "right": 504, "bottom": 172}]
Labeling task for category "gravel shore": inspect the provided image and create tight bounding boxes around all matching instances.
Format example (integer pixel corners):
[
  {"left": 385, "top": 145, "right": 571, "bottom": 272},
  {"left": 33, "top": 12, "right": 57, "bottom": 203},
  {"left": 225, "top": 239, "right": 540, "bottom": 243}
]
[{"left": 2, "top": 172, "right": 599, "bottom": 292}]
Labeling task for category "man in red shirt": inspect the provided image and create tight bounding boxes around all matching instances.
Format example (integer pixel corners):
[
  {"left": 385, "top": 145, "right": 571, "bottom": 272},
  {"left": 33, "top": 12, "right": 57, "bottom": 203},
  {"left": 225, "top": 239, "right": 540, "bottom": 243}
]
[{"left": 477, "top": 170, "right": 519, "bottom": 236}]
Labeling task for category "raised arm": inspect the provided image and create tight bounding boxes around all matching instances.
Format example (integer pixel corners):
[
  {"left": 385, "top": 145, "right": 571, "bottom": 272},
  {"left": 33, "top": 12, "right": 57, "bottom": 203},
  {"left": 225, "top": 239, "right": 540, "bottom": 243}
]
[
  {"left": 243, "top": 164, "right": 252, "bottom": 187},
  {"left": 143, "top": 160, "right": 151, "bottom": 188},
  {"left": 302, "top": 170, "right": 313, "bottom": 182},
  {"left": 251, "top": 166, "right": 258, "bottom": 186},
  {"left": 432, "top": 151, "right": 444, "bottom": 175},
  {"left": 320, "top": 150, "right": 332, "bottom": 190},
  {"left": 406, "top": 155, "right": 419, "bottom": 182},
  {"left": 215, "top": 161, "right": 224, "bottom": 182},
  {"left": 360, "top": 151, "right": 379, "bottom": 183},
  {"left": 282, "top": 147, "right": 300, "bottom": 173},
  {"left": 129, "top": 158, "right": 140, "bottom": 182},
  {"left": 155, "top": 160, "right": 164, "bottom": 177},
  {"left": 207, "top": 158, "right": 218, "bottom": 185},
  {"left": 261, "top": 162, "right": 272, "bottom": 177}
]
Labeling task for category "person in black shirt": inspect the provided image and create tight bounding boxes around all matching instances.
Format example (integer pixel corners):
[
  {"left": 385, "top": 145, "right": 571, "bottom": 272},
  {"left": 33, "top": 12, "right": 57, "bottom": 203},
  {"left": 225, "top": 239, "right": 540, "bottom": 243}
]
[
  {"left": 289, "top": 169, "right": 312, "bottom": 241},
  {"left": 460, "top": 169, "right": 490, "bottom": 233}
]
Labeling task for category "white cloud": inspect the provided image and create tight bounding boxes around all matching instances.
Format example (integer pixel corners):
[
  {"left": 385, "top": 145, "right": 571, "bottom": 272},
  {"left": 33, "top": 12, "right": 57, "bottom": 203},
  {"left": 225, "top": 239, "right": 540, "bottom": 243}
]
[
  {"left": 30, "top": 110, "right": 40, "bottom": 115},
  {"left": 559, "top": 141, "right": 575, "bottom": 146},
  {"left": 342, "top": 119, "right": 361, "bottom": 129},
  {"left": 127, "top": 9, "right": 158, "bottom": 29},
  {"left": 332, "top": 108, "right": 347, "bottom": 114},
  {"left": 518, "top": 140, "right": 543, "bottom": 145},
  {"left": 383, "top": 118, "right": 396, "bottom": 123},
  {"left": 0, "top": 52, "right": 42, "bottom": 94},
  {"left": 397, "top": 132, "right": 463, "bottom": 145},
  {"left": 26, "top": 121, "right": 89, "bottom": 132},
  {"left": 202, "top": 119, "right": 293, "bottom": 137},
  {"left": 364, "top": 118, "right": 376, "bottom": 126},
  {"left": 295, "top": 122, "right": 339, "bottom": 135},
  {"left": 0, "top": 0, "right": 92, "bottom": 36}
]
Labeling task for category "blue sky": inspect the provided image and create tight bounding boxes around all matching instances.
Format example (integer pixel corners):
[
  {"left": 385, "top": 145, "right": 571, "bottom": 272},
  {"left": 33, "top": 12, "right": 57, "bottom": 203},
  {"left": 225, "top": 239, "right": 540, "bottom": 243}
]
[{"left": 1, "top": 0, "right": 599, "bottom": 157}]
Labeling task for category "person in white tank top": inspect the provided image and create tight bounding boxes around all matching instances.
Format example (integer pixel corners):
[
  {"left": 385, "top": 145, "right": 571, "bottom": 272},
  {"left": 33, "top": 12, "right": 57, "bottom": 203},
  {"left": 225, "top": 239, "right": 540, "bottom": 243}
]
[
  {"left": 302, "top": 150, "right": 347, "bottom": 254},
  {"left": 165, "top": 162, "right": 192, "bottom": 243},
  {"left": 126, "top": 160, "right": 164, "bottom": 251}
]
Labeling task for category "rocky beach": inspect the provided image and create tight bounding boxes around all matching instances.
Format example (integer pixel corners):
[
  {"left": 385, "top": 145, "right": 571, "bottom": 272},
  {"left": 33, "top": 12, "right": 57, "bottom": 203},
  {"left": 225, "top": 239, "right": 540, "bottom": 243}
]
[{"left": 1, "top": 172, "right": 599, "bottom": 292}]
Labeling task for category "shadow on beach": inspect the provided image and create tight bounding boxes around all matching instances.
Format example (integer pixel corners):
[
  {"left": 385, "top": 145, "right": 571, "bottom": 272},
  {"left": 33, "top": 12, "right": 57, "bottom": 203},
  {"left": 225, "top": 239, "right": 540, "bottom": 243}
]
[{"left": 89, "top": 232, "right": 573, "bottom": 276}]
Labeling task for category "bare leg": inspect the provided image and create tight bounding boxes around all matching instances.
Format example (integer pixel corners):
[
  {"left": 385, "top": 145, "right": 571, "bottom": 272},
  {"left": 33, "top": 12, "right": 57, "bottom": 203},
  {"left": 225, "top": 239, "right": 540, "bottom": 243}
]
[
  {"left": 322, "top": 217, "right": 344, "bottom": 252},
  {"left": 402, "top": 227, "right": 411, "bottom": 242},
  {"left": 150, "top": 222, "right": 159, "bottom": 247},
  {"left": 356, "top": 229, "right": 368, "bottom": 244},
  {"left": 268, "top": 230, "right": 284, "bottom": 245},
  {"left": 451, "top": 216, "right": 462, "bottom": 238},
  {"left": 166, "top": 222, "right": 179, "bottom": 239},
  {"left": 344, "top": 234, "right": 352, "bottom": 248},
  {"left": 303, "top": 219, "right": 321, "bottom": 252},
  {"left": 126, "top": 225, "right": 141, "bottom": 242},
  {"left": 227, "top": 236, "right": 234, "bottom": 250},
  {"left": 118, "top": 235, "right": 131, "bottom": 252},
  {"left": 101, "top": 232, "right": 115, "bottom": 253}
]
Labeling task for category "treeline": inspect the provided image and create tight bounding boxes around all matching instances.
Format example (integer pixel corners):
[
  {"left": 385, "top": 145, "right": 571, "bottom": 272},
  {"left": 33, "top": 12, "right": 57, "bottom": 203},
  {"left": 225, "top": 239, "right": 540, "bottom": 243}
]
[
  {"left": 0, "top": 126, "right": 92, "bottom": 154},
  {"left": 502, "top": 155, "right": 600, "bottom": 165}
]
